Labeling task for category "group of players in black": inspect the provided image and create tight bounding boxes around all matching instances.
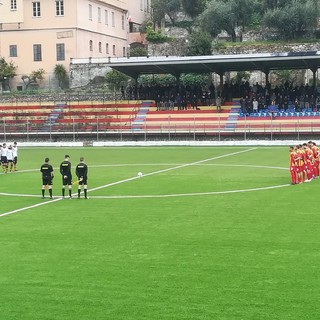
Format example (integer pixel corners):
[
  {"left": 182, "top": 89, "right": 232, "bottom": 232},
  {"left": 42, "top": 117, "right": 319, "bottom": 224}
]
[{"left": 40, "top": 155, "right": 88, "bottom": 199}]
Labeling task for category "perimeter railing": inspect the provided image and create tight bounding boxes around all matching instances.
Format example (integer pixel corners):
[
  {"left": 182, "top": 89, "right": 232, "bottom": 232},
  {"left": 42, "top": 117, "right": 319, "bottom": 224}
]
[{"left": 1, "top": 118, "right": 320, "bottom": 142}]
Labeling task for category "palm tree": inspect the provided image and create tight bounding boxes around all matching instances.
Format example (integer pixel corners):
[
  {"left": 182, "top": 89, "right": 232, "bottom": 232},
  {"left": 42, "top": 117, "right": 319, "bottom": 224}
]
[{"left": 54, "top": 64, "right": 68, "bottom": 89}]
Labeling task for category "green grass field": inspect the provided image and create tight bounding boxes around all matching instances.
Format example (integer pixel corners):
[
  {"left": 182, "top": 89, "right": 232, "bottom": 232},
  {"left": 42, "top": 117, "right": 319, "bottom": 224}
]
[{"left": 1, "top": 146, "right": 320, "bottom": 320}]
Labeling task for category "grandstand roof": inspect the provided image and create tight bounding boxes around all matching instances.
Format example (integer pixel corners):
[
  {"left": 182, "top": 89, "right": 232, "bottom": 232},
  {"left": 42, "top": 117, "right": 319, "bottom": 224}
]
[{"left": 71, "top": 51, "right": 320, "bottom": 78}]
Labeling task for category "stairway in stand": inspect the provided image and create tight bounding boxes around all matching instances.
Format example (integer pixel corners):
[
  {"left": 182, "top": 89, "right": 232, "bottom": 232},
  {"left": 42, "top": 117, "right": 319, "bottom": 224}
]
[
  {"left": 131, "top": 101, "right": 153, "bottom": 131},
  {"left": 224, "top": 99, "right": 241, "bottom": 131},
  {"left": 42, "top": 103, "right": 66, "bottom": 131}
]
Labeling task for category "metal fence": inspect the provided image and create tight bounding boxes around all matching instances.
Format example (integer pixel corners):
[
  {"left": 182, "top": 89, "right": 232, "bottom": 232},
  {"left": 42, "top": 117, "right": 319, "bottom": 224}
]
[{"left": 1, "top": 118, "right": 320, "bottom": 142}]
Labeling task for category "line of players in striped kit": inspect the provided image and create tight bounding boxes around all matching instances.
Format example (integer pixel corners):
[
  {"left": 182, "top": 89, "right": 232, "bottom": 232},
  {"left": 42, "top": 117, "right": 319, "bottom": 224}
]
[
  {"left": 289, "top": 141, "right": 320, "bottom": 184},
  {"left": 0, "top": 142, "right": 18, "bottom": 173}
]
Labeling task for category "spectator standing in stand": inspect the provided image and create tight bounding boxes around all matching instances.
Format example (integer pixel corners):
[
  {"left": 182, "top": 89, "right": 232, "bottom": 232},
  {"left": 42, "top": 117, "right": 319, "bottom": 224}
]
[{"left": 216, "top": 95, "right": 222, "bottom": 113}]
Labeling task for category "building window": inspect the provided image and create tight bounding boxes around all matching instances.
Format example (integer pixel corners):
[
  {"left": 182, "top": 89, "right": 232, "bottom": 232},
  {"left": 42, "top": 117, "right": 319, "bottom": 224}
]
[
  {"left": 33, "top": 44, "right": 42, "bottom": 61},
  {"left": 106, "top": 43, "right": 109, "bottom": 54},
  {"left": 105, "top": 10, "right": 108, "bottom": 25},
  {"left": 89, "top": 40, "right": 93, "bottom": 51},
  {"left": 56, "top": 43, "right": 65, "bottom": 61},
  {"left": 88, "top": 4, "right": 92, "bottom": 20},
  {"left": 10, "top": 0, "right": 17, "bottom": 10},
  {"left": 98, "top": 42, "right": 102, "bottom": 53},
  {"left": 123, "top": 47, "right": 126, "bottom": 57},
  {"left": 9, "top": 45, "right": 17, "bottom": 57},
  {"left": 122, "top": 15, "right": 125, "bottom": 30},
  {"left": 111, "top": 12, "right": 115, "bottom": 27},
  {"left": 98, "top": 7, "right": 101, "bottom": 23},
  {"left": 56, "top": 1, "right": 64, "bottom": 16},
  {"left": 112, "top": 45, "right": 116, "bottom": 55},
  {"left": 32, "top": 2, "right": 41, "bottom": 17}
]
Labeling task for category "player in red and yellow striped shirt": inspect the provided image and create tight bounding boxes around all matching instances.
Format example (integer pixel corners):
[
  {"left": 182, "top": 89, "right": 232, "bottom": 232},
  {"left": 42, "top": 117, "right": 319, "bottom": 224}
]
[{"left": 289, "top": 146, "right": 297, "bottom": 184}]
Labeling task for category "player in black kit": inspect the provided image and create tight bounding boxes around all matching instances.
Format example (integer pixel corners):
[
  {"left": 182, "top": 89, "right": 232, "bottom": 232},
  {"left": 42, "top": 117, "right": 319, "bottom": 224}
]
[
  {"left": 75, "top": 157, "right": 88, "bottom": 199},
  {"left": 40, "top": 157, "right": 54, "bottom": 199},
  {"left": 60, "top": 154, "right": 72, "bottom": 199}
]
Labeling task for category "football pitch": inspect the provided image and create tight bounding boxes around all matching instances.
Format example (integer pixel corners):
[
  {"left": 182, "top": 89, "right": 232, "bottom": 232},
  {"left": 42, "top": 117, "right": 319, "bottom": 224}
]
[{"left": 1, "top": 146, "right": 320, "bottom": 319}]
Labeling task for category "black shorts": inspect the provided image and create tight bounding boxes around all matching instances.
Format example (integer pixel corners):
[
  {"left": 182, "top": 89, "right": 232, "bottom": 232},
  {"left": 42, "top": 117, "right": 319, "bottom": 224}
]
[
  {"left": 1, "top": 156, "right": 8, "bottom": 164},
  {"left": 78, "top": 177, "right": 88, "bottom": 185},
  {"left": 13, "top": 157, "right": 18, "bottom": 164},
  {"left": 42, "top": 176, "right": 53, "bottom": 185},
  {"left": 62, "top": 174, "right": 72, "bottom": 185}
]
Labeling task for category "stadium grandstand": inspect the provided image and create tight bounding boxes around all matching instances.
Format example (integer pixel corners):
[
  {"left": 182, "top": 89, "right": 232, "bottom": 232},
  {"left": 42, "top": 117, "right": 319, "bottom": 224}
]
[{"left": 1, "top": 52, "right": 320, "bottom": 142}]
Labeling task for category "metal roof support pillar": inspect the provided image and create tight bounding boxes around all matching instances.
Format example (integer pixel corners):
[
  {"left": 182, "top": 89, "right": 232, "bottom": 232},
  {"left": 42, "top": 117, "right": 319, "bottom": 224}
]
[
  {"left": 310, "top": 67, "right": 317, "bottom": 88},
  {"left": 262, "top": 68, "right": 270, "bottom": 88},
  {"left": 134, "top": 75, "right": 138, "bottom": 100},
  {"left": 174, "top": 73, "right": 181, "bottom": 85},
  {"left": 217, "top": 73, "right": 224, "bottom": 96}
]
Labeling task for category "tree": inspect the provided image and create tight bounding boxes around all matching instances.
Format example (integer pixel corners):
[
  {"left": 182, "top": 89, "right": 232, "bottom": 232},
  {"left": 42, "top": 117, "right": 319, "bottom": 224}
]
[
  {"left": 186, "top": 31, "right": 212, "bottom": 56},
  {"left": 180, "top": 73, "right": 211, "bottom": 87},
  {"left": 0, "top": 57, "right": 17, "bottom": 91},
  {"left": 21, "top": 68, "right": 45, "bottom": 90},
  {"left": 198, "top": 0, "right": 238, "bottom": 41},
  {"left": 273, "top": 70, "right": 301, "bottom": 85},
  {"left": 54, "top": 64, "right": 68, "bottom": 89},
  {"left": 263, "top": 0, "right": 318, "bottom": 39},
  {"left": 231, "top": 0, "right": 256, "bottom": 39},
  {"left": 139, "top": 74, "right": 176, "bottom": 86},
  {"left": 146, "top": 25, "right": 171, "bottom": 43},
  {"left": 198, "top": 0, "right": 257, "bottom": 42},
  {"left": 232, "top": 71, "right": 252, "bottom": 85},
  {"left": 263, "top": 0, "right": 292, "bottom": 10},
  {"left": 181, "top": 0, "right": 207, "bottom": 18},
  {"left": 129, "top": 47, "right": 148, "bottom": 57},
  {"left": 151, "top": 0, "right": 181, "bottom": 25},
  {"left": 105, "top": 70, "right": 130, "bottom": 92}
]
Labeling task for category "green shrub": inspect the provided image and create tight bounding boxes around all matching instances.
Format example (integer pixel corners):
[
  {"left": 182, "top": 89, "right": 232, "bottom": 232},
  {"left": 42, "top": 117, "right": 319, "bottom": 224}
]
[{"left": 146, "top": 26, "right": 171, "bottom": 43}]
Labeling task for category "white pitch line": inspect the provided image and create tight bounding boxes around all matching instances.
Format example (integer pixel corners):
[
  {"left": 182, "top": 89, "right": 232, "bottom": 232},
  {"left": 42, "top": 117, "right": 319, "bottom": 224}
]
[
  {"left": 85, "top": 184, "right": 291, "bottom": 199},
  {"left": 0, "top": 198, "right": 62, "bottom": 218},
  {"left": 0, "top": 192, "right": 40, "bottom": 198},
  {"left": 0, "top": 148, "right": 256, "bottom": 218},
  {"left": 205, "top": 164, "right": 288, "bottom": 170},
  {"left": 4, "top": 159, "right": 287, "bottom": 174}
]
